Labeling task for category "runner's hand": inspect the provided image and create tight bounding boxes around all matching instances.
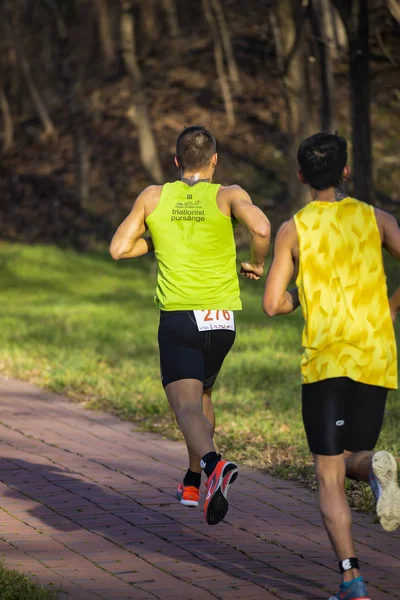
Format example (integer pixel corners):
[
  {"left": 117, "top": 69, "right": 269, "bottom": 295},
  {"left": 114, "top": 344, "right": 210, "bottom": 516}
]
[{"left": 240, "top": 261, "right": 264, "bottom": 280}]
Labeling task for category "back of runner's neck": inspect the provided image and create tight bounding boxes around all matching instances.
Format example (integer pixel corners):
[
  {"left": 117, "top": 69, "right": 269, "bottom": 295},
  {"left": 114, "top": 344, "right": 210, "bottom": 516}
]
[
  {"left": 181, "top": 170, "right": 213, "bottom": 186},
  {"left": 312, "top": 184, "right": 348, "bottom": 203}
]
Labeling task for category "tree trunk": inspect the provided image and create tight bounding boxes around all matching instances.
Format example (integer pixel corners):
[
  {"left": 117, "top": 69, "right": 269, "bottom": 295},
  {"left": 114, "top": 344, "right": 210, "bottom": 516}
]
[
  {"left": 203, "top": 0, "right": 235, "bottom": 127},
  {"left": 94, "top": 0, "right": 117, "bottom": 69},
  {"left": 269, "top": 11, "right": 285, "bottom": 73},
  {"left": 210, "top": 0, "right": 241, "bottom": 92},
  {"left": 141, "top": 0, "right": 160, "bottom": 42},
  {"left": 70, "top": 78, "right": 91, "bottom": 209},
  {"left": 330, "top": 2, "right": 347, "bottom": 57},
  {"left": 276, "top": 0, "right": 315, "bottom": 208},
  {"left": 43, "top": 0, "right": 91, "bottom": 208},
  {"left": 311, "top": 0, "right": 335, "bottom": 132},
  {"left": 332, "top": 0, "right": 373, "bottom": 203},
  {"left": 0, "top": 83, "right": 13, "bottom": 152},
  {"left": 74, "top": 118, "right": 91, "bottom": 208},
  {"left": 161, "top": 0, "right": 179, "bottom": 39},
  {"left": 120, "top": 0, "right": 164, "bottom": 183},
  {"left": 349, "top": 1, "right": 372, "bottom": 203},
  {"left": 7, "top": 12, "right": 55, "bottom": 136}
]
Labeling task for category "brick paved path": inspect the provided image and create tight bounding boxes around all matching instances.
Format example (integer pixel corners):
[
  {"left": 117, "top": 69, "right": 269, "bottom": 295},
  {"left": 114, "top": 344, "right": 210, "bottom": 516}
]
[{"left": 0, "top": 377, "right": 399, "bottom": 600}]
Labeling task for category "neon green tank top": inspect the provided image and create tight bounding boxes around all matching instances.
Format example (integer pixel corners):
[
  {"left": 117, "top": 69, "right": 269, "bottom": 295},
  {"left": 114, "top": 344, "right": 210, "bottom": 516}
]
[
  {"left": 145, "top": 181, "right": 242, "bottom": 311},
  {"left": 294, "top": 197, "right": 397, "bottom": 389}
]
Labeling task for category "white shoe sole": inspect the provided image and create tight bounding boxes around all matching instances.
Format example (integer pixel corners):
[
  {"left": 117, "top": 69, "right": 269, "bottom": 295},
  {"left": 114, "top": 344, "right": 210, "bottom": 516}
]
[
  {"left": 175, "top": 491, "right": 199, "bottom": 507},
  {"left": 373, "top": 451, "right": 400, "bottom": 532},
  {"left": 179, "top": 499, "right": 198, "bottom": 507}
]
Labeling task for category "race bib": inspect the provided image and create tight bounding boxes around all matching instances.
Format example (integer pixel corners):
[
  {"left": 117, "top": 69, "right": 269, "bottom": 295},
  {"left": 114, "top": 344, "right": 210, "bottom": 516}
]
[{"left": 193, "top": 310, "right": 235, "bottom": 332}]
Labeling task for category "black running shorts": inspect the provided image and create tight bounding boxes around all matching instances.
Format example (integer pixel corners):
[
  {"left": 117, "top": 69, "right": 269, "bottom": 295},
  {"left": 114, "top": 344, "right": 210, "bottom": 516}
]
[
  {"left": 302, "top": 377, "right": 388, "bottom": 456},
  {"left": 158, "top": 310, "right": 236, "bottom": 389}
]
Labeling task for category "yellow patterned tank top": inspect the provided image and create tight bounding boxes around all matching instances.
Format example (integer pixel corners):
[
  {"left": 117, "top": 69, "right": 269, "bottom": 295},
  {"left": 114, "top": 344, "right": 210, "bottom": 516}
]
[{"left": 294, "top": 197, "right": 397, "bottom": 389}]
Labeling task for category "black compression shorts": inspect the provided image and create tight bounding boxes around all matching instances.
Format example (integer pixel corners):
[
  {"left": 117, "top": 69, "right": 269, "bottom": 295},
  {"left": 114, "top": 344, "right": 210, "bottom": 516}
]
[
  {"left": 302, "top": 377, "right": 388, "bottom": 456},
  {"left": 158, "top": 310, "right": 235, "bottom": 389}
]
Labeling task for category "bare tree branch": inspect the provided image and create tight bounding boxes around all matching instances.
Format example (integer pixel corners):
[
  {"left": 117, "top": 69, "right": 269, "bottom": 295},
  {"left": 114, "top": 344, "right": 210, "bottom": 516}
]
[
  {"left": 210, "top": 0, "right": 241, "bottom": 92},
  {"left": 42, "top": 0, "right": 91, "bottom": 208},
  {"left": 310, "top": 0, "right": 335, "bottom": 132},
  {"left": 120, "top": 0, "right": 164, "bottom": 183},
  {"left": 0, "top": 82, "right": 13, "bottom": 151},
  {"left": 203, "top": 0, "right": 235, "bottom": 127},
  {"left": 275, "top": 0, "right": 316, "bottom": 208},
  {"left": 6, "top": 4, "right": 55, "bottom": 136},
  {"left": 94, "top": 0, "right": 117, "bottom": 69},
  {"left": 161, "top": 0, "right": 180, "bottom": 39},
  {"left": 269, "top": 11, "right": 285, "bottom": 73}
]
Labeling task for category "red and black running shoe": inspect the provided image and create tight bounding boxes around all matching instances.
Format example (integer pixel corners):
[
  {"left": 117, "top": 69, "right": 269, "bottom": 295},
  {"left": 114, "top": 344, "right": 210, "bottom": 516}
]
[{"left": 204, "top": 460, "right": 238, "bottom": 525}]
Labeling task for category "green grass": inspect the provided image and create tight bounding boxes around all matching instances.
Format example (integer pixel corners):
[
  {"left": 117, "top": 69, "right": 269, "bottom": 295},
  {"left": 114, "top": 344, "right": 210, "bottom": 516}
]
[
  {"left": 1, "top": 242, "right": 400, "bottom": 513},
  {"left": 0, "top": 561, "right": 58, "bottom": 600}
]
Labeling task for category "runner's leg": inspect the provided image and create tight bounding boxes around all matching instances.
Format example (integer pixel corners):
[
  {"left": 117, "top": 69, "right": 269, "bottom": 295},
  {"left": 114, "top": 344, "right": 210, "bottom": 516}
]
[
  {"left": 159, "top": 312, "right": 237, "bottom": 523},
  {"left": 184, "top": 327, "right": 234, "bottom": 473},
  {"left": 344, "top": 382, "right": 387, "bottom": 482},
  {"left": 303, "top": 378, "right": 360, "bottom": 583},
  {"left": 188, "top": 387, "right": 215, "bottom": 474},
  {"left": 343, "top": 382, "right": 400, "bottom": 532},
  {"left": 200, "top": 330, "right": 238, "bottom": 524},
  {"left": 345, "top": 450, "right": 372, "bottom": 482},
  {"left": 314, "top": 453, "right": 360, "bottom": 583},
  {"left": 165, "top": 379, "right": 216, "bottom": 460}
]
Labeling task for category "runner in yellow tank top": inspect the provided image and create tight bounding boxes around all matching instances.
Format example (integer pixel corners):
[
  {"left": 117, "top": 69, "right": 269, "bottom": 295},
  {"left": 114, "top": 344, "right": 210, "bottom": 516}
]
[
  {"left": 263, "top": 133, "right": 400, "bottom": 600},
  {"left": 110, "top": 126, "right": 270, "bottom": 526}
]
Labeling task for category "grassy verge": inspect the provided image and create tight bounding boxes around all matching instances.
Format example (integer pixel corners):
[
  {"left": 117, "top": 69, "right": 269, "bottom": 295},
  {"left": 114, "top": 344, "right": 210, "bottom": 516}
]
[
  {"left": 0, "top": 561, "right": 58, "bottom": 600},
  {"left": 1, "top": 242, "right": 400, "bottom": 513}
]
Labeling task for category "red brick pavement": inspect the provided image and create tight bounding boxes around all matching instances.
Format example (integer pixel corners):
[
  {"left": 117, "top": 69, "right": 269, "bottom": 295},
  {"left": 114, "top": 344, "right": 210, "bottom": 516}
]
[{"left": 0, "top": 377, "right": 399, "bottom": 600}]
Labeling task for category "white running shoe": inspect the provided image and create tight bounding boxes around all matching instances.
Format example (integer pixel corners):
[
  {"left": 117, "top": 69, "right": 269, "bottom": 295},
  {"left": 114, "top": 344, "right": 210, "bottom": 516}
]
[{"left": 372, "top": 451, "right": 400, "bottom": 532}]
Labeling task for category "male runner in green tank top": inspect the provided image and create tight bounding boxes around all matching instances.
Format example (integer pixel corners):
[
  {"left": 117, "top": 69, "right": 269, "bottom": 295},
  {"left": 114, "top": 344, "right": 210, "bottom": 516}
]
[{"left": 110, "top": 126, "right": 270, "bottom": 525}]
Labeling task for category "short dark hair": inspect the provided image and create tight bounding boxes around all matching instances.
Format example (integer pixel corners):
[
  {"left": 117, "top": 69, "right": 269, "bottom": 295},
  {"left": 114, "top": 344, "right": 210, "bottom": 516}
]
[
  {"left": 176, "top": 126, "right": 217, "bottom": 172},
  {"left": 297, "top": 133, "right": 348, "bottom": 190}
]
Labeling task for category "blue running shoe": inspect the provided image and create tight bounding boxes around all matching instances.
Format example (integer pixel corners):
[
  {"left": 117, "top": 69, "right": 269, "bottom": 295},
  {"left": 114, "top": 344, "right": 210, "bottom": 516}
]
[{"left": 329, "top": 579, "right": 370, "bottom": 600}]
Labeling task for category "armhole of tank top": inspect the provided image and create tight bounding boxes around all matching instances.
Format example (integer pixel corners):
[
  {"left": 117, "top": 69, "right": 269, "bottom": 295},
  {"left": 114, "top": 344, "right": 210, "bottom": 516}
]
[
  {"left": 145, "top": 184, "right": 167, "bottom": 226},
  {"left": 213, "top": 184, "right": 236, "bottom": 222}
]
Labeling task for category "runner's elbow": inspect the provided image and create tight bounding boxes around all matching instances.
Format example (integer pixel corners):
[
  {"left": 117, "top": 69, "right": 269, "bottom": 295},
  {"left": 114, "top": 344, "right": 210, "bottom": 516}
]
[
  {"left": 263, "top": 297, "right": 279, "bottom": 317},
  {"left": 110, "top": 241, "right": 125, "bottom": 260},
  {"left": 251, "top": 220, "right": 270, "bottom": 239}
]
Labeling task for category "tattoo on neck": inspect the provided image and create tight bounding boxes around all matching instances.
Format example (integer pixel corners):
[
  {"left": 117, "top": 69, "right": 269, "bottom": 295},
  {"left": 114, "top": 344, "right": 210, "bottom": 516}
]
[
  {"left": 334, "top": 184, "right": 348, "bottom": 201},
  {"left": 181, "top": 176, "right": 210, "bottom": 187}
]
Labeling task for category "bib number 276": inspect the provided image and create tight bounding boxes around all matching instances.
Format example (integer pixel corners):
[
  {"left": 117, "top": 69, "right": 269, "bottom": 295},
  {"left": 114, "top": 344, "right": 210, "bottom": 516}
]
[{"left": 193, "top": 310, "right": 235, "bottom": 332}]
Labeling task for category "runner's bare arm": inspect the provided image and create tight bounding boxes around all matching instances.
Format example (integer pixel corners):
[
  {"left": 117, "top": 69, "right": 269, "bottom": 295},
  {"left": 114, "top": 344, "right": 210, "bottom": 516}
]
[
  {"left": 263, "top": 219, "right": 300, "bottom": 316},
  {"left": 228, "top": 186, "right": 270, "bottom": 280},
  {"left": 110, "top": 187, "right": 156, "bottom": 260},
  {"left": 377, "top": 209, "right": 400, "bottom": 321}
]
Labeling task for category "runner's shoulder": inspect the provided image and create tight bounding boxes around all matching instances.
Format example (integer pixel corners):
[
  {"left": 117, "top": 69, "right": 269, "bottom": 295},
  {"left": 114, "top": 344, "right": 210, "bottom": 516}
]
[
  {"left": 374, "top": 206, "right": 398, "bottom": 225},
  {"left": 217, "top": 184, "right": 251, "bottom": 202},
  {"left": 278, "top": 217, "right": 296, "bottom": 236},
  {"left": 138, "top": 185, "right": 163, "bottom": 202},
  {"left": 374, "top": 207, "right": 399, "bottom": 240},
  {"left": 276, "top": 218, "right": 298, "bottom": 249},
  {"left": 136, "top": 184, "right": 162, "bottom": 210}
]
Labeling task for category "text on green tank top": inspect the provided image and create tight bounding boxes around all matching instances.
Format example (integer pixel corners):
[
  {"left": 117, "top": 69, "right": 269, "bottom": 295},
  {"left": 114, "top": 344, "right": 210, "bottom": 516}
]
[{"left": 145, "top": 181, "right": 242, "bottom": 311}]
